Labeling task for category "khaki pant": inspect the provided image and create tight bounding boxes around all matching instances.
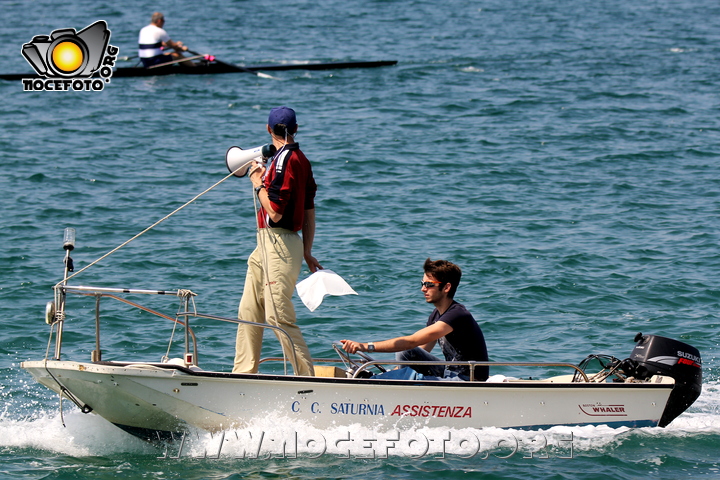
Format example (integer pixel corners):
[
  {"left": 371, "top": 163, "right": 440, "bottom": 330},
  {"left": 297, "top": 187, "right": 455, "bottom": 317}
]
[{"left": 233, "top": 228, "right": 314, "bottom": 376}]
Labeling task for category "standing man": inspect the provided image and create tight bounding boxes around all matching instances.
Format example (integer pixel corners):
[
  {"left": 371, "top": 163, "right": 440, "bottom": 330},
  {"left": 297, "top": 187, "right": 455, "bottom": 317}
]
[
  {"left": 233, "top": 106, "right": 322, "bottom": 376},
  {"left": 341, "top": 259, "right": 489, "bottom": 381},
  {"left": 137, "top": 12, "right": 189, "bottom": 67}
]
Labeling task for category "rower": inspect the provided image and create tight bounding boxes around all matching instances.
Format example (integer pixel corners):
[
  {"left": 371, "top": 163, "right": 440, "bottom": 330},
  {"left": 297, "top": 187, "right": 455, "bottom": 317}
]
[{"left": 137, "top": 12, "right": 191, "bottom": 68}]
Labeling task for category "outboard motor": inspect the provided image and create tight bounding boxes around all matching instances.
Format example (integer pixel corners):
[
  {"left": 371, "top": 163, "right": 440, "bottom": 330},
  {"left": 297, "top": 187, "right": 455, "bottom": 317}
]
[{"left": 621, "top": 333, "right": 702, "bottom": 427}]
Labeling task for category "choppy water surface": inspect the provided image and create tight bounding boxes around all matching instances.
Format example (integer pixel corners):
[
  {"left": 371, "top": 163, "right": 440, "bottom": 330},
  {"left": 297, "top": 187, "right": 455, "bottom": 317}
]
[{"left": 1, "top": 0, "right": 719, "bottom": 478}]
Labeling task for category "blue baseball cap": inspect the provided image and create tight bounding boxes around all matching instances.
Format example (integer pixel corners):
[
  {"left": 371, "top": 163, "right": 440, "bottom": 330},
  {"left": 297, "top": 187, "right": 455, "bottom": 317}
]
[{"left": 268, "top": 106, "right": 297, "bottom": 130}]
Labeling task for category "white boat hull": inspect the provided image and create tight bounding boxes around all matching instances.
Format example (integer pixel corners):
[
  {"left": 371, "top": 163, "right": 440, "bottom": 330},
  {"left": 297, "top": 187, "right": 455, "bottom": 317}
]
[{"left": 22, "top": 360, "right": 675, "bottom": 439}]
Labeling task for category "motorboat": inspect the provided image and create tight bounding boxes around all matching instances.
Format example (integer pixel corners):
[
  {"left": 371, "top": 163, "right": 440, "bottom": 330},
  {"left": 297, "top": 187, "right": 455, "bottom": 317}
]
[{"left": 21, "top": 230, "right": 703, "bottom": 443}]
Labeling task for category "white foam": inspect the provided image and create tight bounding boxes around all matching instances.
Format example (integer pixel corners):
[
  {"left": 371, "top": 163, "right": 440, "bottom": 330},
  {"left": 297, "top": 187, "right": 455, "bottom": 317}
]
[
  {"left": 662, "top": 379, "right": 720, "bottom": 434},
  {"left": 0, "top": 410, "right": 152, "bottom": 455}
]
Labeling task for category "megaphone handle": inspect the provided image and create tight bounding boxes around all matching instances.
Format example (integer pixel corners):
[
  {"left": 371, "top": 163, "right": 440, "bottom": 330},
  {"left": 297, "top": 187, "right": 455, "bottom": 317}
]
[{"left": 250, "top": 163, "right": 267, "bottom": 178}]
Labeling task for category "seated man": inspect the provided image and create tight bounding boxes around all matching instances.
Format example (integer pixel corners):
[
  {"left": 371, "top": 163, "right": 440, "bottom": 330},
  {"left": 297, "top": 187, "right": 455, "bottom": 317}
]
[
  {"left": 137, "top": 12, "right": 189, "bottom": 68},
  {"left": 341, "top": 258, "right": 489, "bottom": 381}
]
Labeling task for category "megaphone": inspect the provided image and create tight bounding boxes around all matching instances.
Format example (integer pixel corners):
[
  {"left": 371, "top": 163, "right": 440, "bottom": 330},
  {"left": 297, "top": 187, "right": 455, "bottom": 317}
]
[{"left": 226, "top": 144, "right": 277, "bottom": 177}]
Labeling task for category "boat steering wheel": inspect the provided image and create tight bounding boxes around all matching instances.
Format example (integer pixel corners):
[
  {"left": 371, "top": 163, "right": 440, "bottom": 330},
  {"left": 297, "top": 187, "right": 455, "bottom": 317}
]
[{"left": 332, "top": 342, "right": 387, "bottom": 376}]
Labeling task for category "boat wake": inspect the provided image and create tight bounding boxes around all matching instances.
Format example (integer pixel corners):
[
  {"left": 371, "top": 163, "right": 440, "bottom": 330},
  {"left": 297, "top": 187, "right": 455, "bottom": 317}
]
[{"left": 0, "top": 410, "right": 154, "bottom": 456}]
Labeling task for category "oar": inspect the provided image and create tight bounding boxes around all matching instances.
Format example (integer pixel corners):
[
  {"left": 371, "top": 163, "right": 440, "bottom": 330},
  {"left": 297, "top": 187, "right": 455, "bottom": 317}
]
[
  {"left": 148, "top": 54, "right": 206, "bottom": 69},
  {"left": 187, "top": 49, "right": 279, "bottom": 79}
]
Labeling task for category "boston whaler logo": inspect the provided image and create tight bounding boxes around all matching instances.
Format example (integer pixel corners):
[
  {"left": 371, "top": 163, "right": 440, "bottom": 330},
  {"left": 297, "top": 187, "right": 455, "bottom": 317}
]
[
  {"left": 20, "top": 20, "right": 118, "bottom": 91},
  {"left": 579, "top": 403, "right": 627, "bottom": 417}
]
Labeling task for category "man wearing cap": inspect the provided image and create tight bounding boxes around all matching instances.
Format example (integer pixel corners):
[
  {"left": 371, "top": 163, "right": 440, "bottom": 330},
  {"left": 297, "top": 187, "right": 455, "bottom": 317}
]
[{"left": 233, "top": 106, "right": 321, "bottom": 376}]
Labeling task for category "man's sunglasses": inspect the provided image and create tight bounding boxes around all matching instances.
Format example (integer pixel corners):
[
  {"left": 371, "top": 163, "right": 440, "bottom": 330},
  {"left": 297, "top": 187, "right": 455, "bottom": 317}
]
[{"left": 420, "top": 281, "right": 443, "bottom": 288}]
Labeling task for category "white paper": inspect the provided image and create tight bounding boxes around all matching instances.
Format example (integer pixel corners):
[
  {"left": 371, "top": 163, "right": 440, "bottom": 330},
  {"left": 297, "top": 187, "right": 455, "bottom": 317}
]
[{"left": 296, "top": 269, "right": 358, "bottom": 312}]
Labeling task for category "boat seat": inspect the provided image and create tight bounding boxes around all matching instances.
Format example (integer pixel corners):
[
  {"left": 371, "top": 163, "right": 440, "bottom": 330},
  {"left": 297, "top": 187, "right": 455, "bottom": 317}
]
[
  {"left": 541, "top": 374, "right": 577, "bottom": 383},
  {"left": 314, "top": 365, "right": 348, "bottom": 378}
]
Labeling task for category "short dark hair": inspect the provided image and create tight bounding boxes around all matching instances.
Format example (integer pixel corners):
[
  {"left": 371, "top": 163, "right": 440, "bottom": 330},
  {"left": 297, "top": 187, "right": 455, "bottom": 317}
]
[
  {"left": 423, "top": 258, "right": 462, "bottom": 299},
  {"left": 271, "top": 123, "right": 298, "bottom": 137}
]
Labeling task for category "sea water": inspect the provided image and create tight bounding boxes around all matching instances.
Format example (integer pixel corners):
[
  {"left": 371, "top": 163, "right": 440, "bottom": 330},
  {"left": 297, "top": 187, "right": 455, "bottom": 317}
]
[{"left": 0, "top": 0, "right": 719, "bottom": 478}]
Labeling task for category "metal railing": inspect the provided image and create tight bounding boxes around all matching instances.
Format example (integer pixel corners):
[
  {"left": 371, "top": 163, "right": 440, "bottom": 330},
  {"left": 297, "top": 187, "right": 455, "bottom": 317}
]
[
  {"left": 350, "top": 359, "right": 590, "bottom": 382},
  {"left": 176, "top": 312, "right": 298, "bottom": 375},
  {"left": 53, "top": 286, "right": 590, "bottom": 382},
  {"left": 54, "top": 285, "right": 299, "bottom": 376}
]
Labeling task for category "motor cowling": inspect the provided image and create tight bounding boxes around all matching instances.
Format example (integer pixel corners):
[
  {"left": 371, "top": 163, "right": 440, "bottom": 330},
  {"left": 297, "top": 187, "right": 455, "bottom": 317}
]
[{"left": 622, "top": 333, "right": 702, "bottom": 427}]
